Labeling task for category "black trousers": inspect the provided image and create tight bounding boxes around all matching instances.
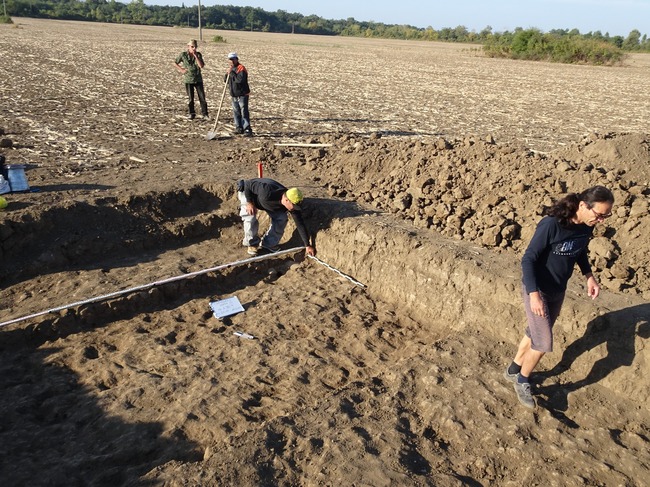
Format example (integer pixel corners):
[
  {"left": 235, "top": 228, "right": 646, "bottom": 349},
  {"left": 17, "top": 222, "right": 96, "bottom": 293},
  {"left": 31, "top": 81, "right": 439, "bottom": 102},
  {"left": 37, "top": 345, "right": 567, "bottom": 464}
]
[{"left": 186, "top": 82, "right": 208, "bottom": 117}]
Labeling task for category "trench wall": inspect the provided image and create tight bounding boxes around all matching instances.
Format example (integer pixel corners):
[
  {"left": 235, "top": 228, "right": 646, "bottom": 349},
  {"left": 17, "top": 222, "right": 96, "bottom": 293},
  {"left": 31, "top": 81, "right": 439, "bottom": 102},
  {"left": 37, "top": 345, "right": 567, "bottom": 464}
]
[{"left": 316, "top": 215, "right": 650, "bottom": 406}]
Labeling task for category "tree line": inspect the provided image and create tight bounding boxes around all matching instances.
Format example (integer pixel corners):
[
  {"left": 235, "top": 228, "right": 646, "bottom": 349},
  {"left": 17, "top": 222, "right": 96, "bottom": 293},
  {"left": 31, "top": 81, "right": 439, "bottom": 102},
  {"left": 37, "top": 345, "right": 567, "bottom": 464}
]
[
  {"left": 3, "top": 0, "right": 649, "bottom": 52},
  {"left": 484, "top": 29, "right": 629, "bottom": 65}
]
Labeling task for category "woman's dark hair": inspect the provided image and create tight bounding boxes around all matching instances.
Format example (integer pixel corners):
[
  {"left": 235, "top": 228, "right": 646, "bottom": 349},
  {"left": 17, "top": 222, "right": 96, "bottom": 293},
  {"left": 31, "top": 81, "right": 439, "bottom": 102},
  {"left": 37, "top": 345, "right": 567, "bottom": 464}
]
[{"left": 546, "top": 185, "right": 614, "bottom": 227}]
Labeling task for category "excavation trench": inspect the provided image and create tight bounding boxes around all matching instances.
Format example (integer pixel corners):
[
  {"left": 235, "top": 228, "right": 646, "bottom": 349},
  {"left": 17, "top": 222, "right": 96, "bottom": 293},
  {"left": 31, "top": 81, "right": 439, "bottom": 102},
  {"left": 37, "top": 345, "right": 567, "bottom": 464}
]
[
  {"left": 1, "top": 183, "right": 648, "bottom": 406},
  {"left": 1, "top": 181, "right": 649, "bottom": 487}
]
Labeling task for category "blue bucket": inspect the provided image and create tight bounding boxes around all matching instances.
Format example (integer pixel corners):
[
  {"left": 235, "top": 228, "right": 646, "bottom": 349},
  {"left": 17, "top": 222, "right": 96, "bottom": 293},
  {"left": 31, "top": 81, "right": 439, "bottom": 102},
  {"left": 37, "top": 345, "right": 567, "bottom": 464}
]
[{"left": 6, "top": 164, "right": 30, "bottom": 192}]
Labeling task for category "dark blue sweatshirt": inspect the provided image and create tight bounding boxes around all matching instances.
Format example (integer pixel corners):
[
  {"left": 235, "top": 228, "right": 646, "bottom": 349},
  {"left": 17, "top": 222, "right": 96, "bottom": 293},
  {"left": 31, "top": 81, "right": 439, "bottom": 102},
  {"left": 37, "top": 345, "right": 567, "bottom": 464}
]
[{"left": 521, "top": 216, "right": 593, "bottom": 294}]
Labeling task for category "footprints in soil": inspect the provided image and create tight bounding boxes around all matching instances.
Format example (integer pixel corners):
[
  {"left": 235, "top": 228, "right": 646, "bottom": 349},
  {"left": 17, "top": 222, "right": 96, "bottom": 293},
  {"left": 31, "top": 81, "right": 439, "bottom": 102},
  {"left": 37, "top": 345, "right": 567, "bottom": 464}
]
[
  {"left": 242, "top": 392, "right": 263, "bottom": 411},
  {"left": 352, "top": 426, "right": 380, "bottom": 455},
  {"left": 397, "top": 415, "right": 432, "bottom": 476},
  {"left": 83, "top": 345, "right": 100, "bottom": 360}
]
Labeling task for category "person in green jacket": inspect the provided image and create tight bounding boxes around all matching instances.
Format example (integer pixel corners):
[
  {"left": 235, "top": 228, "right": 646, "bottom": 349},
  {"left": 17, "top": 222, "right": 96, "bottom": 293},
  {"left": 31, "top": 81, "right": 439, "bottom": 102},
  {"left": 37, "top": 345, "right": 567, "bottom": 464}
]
[{"left": 174, "top": 39, "right": 208, "bottom": 120}]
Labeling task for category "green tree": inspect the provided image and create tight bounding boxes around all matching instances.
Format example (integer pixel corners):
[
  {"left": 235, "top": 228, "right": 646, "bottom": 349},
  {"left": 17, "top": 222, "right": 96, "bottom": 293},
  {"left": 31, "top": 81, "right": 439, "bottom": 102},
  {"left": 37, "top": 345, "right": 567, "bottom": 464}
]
[
  {"left": 479, "top": 25, "right": 492, "bottom": 42},
  {"left": 127, "top": 0, "right": 146, "bottom": 23},
  {"left": 623, "top": 29, "right": 641, "bottom": 50},
  {"left": 611, "top": 35, "right": 624, "bottom": 48},
  {"left": 511, "top": 29, "right": 542, "bottom": 56}
]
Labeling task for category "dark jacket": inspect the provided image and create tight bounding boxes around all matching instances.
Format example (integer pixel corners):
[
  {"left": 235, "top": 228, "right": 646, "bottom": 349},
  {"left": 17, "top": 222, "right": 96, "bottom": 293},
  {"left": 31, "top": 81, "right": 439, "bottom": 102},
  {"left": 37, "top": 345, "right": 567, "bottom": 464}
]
[
  {"left": 521, "top": 216, "right": 593, "bottom": 294},
  {"left": 241, "top": 178, "right": 311, "bottom": 247},
  {"left": 226, "top": 64, "right": 250, "bottom": 97}
]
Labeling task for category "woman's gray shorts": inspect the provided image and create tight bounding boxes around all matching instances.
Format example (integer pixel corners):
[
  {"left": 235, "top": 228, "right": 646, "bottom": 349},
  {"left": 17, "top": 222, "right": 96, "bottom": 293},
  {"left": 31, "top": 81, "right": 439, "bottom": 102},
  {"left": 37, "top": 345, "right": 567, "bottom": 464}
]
[{"left": 522, "top": 284, "right": 566, "bottom": 353}]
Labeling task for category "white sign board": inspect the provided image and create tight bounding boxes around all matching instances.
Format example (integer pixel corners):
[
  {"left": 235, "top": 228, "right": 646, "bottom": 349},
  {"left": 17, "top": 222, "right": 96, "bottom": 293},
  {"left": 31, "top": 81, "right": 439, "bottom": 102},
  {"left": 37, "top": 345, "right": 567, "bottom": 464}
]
[{"left": 209, "top": 296, "right": 245, "bottom": 319}]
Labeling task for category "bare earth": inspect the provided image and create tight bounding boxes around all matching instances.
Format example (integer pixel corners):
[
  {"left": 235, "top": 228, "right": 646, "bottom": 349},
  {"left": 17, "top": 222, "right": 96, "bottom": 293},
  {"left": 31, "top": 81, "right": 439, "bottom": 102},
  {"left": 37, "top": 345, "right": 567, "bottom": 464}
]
[{"left": 1, "top": 18, "right": 649, "bottom": 486}]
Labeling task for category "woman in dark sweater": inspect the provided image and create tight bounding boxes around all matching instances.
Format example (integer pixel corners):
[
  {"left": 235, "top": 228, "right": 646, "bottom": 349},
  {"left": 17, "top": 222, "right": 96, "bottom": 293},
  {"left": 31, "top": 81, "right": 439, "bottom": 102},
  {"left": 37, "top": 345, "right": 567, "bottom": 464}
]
[{"left": 504, "top": 185, "right": 614, "bottom": 408}]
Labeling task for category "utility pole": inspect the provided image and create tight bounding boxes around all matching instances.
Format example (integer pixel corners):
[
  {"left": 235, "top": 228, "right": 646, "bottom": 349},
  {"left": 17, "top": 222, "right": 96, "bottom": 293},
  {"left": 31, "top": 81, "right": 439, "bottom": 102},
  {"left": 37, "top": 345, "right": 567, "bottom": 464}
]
[{"left": 198, "top": 0, "right": 202, "bottom": 41}]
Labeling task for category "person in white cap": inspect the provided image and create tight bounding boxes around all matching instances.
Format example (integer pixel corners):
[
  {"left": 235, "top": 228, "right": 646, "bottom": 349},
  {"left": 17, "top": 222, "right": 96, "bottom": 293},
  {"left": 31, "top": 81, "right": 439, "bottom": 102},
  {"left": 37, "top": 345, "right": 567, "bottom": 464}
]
[
  {"left": 225, "top": 52, "right": 252, "bottom": 136},
  {"left": 174, "top": 40, "right": 208, "bottom": 120}
]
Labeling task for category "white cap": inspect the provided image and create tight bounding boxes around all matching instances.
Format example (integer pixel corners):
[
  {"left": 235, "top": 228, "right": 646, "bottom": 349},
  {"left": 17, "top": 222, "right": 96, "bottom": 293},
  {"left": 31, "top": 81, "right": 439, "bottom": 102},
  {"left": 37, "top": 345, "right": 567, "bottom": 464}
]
[{"left": 227, "top": 52, "right": 238, "bottom": 60}]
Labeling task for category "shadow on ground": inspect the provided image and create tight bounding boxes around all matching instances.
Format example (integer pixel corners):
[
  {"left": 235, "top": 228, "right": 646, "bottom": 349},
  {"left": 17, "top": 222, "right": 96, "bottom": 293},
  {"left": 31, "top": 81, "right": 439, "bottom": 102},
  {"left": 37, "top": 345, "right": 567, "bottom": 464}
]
[
  {"left": 537, "top": 303, "right": 650, "bottom": 424},
  {"left": 0, "top": 345, "right": 203, "bottom": 486}
]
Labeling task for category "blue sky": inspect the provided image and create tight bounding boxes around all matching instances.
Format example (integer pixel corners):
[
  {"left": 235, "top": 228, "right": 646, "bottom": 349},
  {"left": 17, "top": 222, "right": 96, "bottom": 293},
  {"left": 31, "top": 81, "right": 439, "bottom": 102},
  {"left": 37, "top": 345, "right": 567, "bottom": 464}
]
[{"left": 143, "top": 0, "right": 648, "bottom": 37}]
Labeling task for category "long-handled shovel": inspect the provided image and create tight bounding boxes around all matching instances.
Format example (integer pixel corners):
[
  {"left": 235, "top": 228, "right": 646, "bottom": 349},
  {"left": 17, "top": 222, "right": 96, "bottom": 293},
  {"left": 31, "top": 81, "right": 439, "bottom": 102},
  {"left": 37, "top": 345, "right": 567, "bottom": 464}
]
[{"left": 206, "top": 71, "right": 230, "bottom": 141}]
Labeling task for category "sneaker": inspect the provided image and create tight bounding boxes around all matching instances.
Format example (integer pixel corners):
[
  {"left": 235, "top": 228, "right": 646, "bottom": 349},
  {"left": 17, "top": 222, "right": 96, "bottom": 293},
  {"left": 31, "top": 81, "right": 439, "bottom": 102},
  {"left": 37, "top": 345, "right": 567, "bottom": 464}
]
[
  {"left": 201, "top": 115, "right": 210, "bottom": 121},
  {"left": 260, "top": 244, "right": 280, "bottom": 253},
  {"left": 503, "top": 366, "right": 518, "bottom": 384},
  {"left": 243, "top": 129, "right": 253, "bottom": 137},
  {"left": 187, "top": 114, "right": 196, "bottom": 120},
  {"left": 513, "top": 378, "right": 536, "bottom": 409},
  {"left": 247, "top": 246, "right": 258, "bottom": 256},
  {"left": 235, "top": 127, "right": 244, "bottom": 134}
]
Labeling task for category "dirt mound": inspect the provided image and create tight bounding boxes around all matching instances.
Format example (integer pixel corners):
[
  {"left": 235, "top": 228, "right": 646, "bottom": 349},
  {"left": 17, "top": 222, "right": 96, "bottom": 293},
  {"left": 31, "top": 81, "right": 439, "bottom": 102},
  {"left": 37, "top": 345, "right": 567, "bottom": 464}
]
[{"left": 250, "top": 131, "right": 650, "bottom": 297}]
